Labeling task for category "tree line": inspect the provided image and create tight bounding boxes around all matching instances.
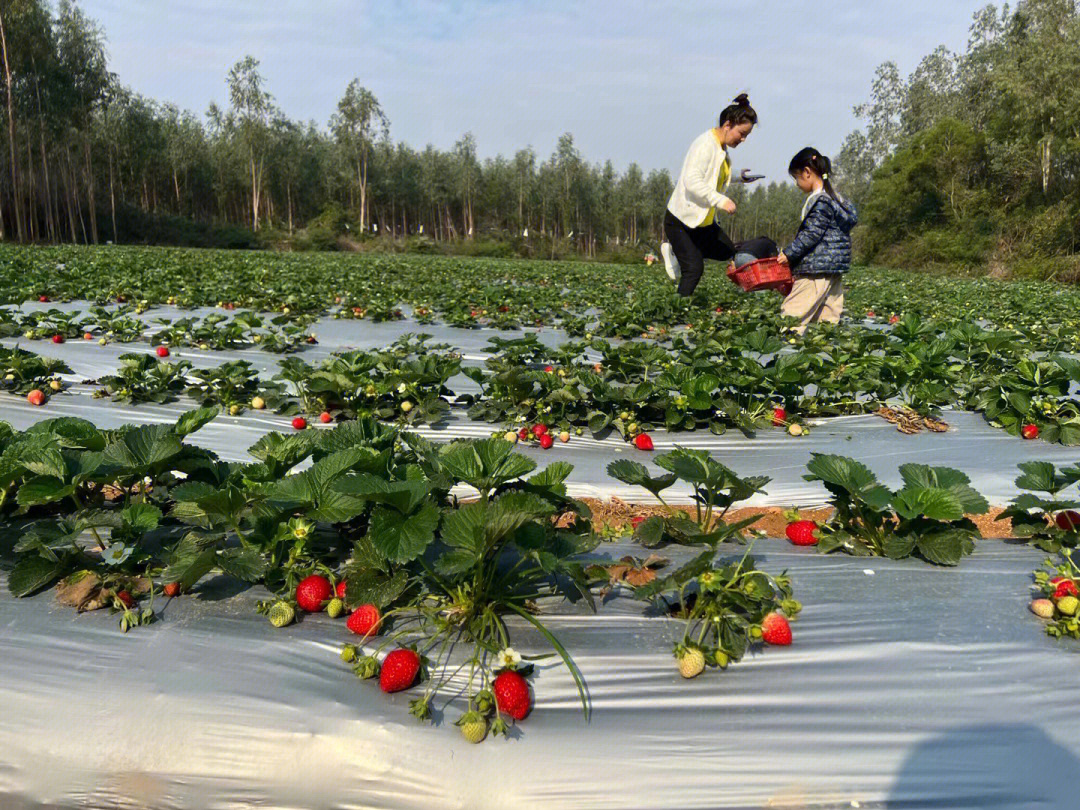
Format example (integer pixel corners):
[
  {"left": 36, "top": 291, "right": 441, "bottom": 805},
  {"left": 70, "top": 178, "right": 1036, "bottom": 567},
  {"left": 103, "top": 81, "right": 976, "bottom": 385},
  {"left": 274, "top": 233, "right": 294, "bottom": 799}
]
[
  {"left": 836, "top": 0, "right": 1080, "bottom": 277},
  {"left": 0, "top": 0, "right": 809, "bottom": 257}
]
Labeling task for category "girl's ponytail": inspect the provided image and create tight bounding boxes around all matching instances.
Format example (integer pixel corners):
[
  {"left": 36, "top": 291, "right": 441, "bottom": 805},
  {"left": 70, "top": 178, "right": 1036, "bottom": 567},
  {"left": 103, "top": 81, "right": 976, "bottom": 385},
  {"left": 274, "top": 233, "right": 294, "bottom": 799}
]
[{"left": 789, "top": 147, "right": 841, "bottom": 203}]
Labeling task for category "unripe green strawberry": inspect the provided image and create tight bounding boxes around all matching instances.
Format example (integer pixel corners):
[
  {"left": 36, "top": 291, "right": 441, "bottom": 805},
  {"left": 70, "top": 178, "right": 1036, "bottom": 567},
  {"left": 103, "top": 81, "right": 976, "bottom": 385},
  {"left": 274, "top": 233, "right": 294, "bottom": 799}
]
[
  {"left": 474, "top": 689, "right": 495, "bottom": 715},
  {"left": 341, "top": 643, "right": 358, "bottom": 663},
  {"left": 457, "top": 710, "right": 489, "bottom": 744},
  {"left": 675, "top": 645, "right": 705, "bottom": 679},
  {"left": 1030, "top": 599, "right": 1055, "bottom": 619},
  {"left": 1057, "top": 595, "right": 1079, "bottom": 616},
  {"left": 326, "top": 597, "right": 345, "bottom": 618},
  {"left": 268, "top": 601, "right": 295, "bottom": 628},
  {"left": 713, "top": 650, "right": 730, "bottom": 669}
]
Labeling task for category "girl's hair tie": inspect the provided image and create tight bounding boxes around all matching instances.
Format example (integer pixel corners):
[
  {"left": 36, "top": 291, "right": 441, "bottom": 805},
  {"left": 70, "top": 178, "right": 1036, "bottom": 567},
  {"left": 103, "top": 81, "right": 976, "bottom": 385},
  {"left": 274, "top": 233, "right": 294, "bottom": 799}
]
[{"left": 822, "top": 172, "right": 829, "bottom": 180}]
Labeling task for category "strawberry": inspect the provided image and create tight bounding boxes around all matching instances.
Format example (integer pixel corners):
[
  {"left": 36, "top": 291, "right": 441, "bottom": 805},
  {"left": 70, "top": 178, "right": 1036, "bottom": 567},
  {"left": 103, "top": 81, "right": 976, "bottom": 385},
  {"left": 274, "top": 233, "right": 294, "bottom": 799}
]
[
  {"left": 544, "top": 365, "right": 554, "bottom": 373},
  {"left": 1057, "top": 595, "right": 1079, "bottom": 616},
  {"left": 631, "top": 515, "right": 645, "bottom": 529},
  {"left": 1021, "top": 423, "right": 1039, "bottom": 440},
  {"left": 336, "top": 580, "right": 347, "bottom": 600},
  {"left": 633, "top": 433, "right": 654, "bottom": 451},
  {"left": 457, "top": 710, "right": 488, "bottom": 743},
  {"left": 761, "top": 612, "right": 792, "bottom": 646},
  {"left": 295, "top": 574, "right": 333, "bottom": 612},
  {"left": 504, "top": 431, "right": 519, "bottom": 443},
  {"left": 1053, "top": 579, "right": 1078, "bottom": 599},
  {"left": 319, "top": 411, "right": 333, "bottom": 423},
  {"left": 788, "top": 423, "right": 804, "bottom": 436},
  {"left": 400, "top": 401, "right": 413, "bottom": 413},
  {"left": 785, "top": 520, "right": 819, "bottom": 546},
  {"left": 867, "top": 310, "right": 875, "bottom": 317},
  {"left": 518, "top": 427, "right": 530, "bottom": 441},
  {"left": 1055, "top": 511, "right": 1080, "bottom": 532},
  {"left": 531, "top": 424, "right": 549, "bottom": 437},
  {"left": 889, "top": 315, "right": 900, "bottom": 324},
  {"left": 291, "top": 416, "right": 307, "bottom": 430},
  {"left": 538, "top": 433, "right": 554, "bottom": 449},
  {"left": 38, "top": 295, "right": 49, "bottom": 303},
  {"left": 559, "top": 430, "right": 570, "bottom": 443},
  {"left": 1030, "top": 599, "right": 1055, "bottom": 619},
  {"left": 379, "top": 649, "right": 421, "bottom": 693},
  {"left": 347, "top": 603, "right": 382, "bottom": 637},
  {"left": 493, "top": 670, "right": 531, "bottom": 720},
  {"left": 27, "top": 389, "right": 45, "bottom": 406},
  {"left": 771, "top": 407, "right": 787, "bottom": 426},
  {"left": 251, "top": 396, "right": 266, "bottom": 410},
  {"left": 675, "top": 646, "right": 705, "bottom": 679},
  {"left": 51, "top": 334, "right": 64, "bottom": 344},
  {"left": 155, "top": 346, "right": 170, "bottom": 358},
  {"left": 83, "top": 332, "right": 93, "bottom": 340},
  {"left": 268, "top": 601, "right": 295, "bottom": 627},
  {"left": 116, "top": 590, "right": 135, "bottom": 608},
  {"left": 163, "top": 582, "right": 181, "bottom": 597},
  {"left": 326, "top": 598, "right": 345, "bottom": 618}
]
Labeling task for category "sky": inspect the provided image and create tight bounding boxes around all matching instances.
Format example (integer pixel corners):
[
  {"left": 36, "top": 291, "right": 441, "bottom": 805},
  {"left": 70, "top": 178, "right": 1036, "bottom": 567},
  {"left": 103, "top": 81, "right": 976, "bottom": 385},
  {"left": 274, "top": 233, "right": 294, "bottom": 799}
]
[{"left": 80, "top": 0, "right": 992, "bottom": 184}]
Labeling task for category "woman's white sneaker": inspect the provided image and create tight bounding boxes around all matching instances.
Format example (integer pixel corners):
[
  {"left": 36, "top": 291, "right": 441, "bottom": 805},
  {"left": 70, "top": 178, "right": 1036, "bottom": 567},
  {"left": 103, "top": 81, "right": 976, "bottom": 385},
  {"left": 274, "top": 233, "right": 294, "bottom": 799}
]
[{"left": 661, "top": 242, "right": 680, "bottom": 281}]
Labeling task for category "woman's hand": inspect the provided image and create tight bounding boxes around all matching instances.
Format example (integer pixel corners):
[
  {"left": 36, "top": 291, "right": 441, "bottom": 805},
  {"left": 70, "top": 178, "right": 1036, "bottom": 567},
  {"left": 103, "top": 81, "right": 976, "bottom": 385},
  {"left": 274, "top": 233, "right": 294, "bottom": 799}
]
[
  {"left": 719, "top": 198, "right": 737, "bottom": 215},
  {"left": 776, "top": 252, "right": 789, "bottom": 265}
]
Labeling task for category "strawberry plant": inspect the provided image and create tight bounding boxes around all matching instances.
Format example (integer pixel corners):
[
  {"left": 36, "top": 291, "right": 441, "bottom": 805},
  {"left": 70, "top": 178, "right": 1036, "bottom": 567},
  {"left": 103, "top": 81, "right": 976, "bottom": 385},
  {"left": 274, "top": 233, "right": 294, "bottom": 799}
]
[
  {"left": 996, "top": 462, "right": 1080, "bottom": 552},
  {"left": 0, "top": 347, "right": 71, "bottom": 396},
  {"left": 186, "top": 360, "right": 292, "bottom": 414},
  {"left": 804, "top": 454, "right": 989, "bottom": 565},
  {"left": 1030, "top": 551, "right": 1080, "bottom": 641},
  {"left": 94, "top": 353, "right": 193, "bottom": 404}
]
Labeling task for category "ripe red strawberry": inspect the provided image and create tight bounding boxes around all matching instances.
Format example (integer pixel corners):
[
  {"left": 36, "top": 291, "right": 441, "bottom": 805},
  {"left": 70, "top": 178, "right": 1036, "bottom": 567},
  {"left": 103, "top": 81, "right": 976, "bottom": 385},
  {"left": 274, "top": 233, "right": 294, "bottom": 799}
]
[
  {"left": 866, "top": 310, "right": 875, "bottom": 318},
  {"left": 27, "top": 389, "right": 45, "bottom": 406},
  {"left": 518, "top": 427, "right": 530, "bottom": 441},
  {"left": 51, "top": 334, "right": 64, "bottom": 344},
  {"left": 1055, "top": 511, "right": 1080, "bottom": 531},
  {"left": 772, "top": 407, "right": 787, "bottom": 427},
  {"left": 1053, "top": 579, "right": 1079, "bottom": 599},
  {"left": 889, "top": 315, "right": 900, "bottom": 324},
  {"left": 785, "top": 520, "right": 819, "bottom": 546},
  {"left": 291, "top": 416, "right": 307, "bottom": 430},
  {"left": 544, "top": 365, "right": 554, "bottom": 373},
  {"left": 631, "top": 515, "right": 645, "bottom": 529},
  {"left": 493, "top": 669, "right": 532, "bottom": 721},
  {"left": 336, "top": 580, "right": 347, "bottom": 599},
  {"left": 531, "top": 424, "right": 549, "bottom": 437},
  {"left": 295, "top": 574, "right": 333, "bottom": 612},
  {"left": 1021, "top": 423, "right": 1039, "bottom": 440},
  {"left": 319, "top": 411, "right": 333, "bottom": 423},
  {"left": 163, "top": 582, "right": 181, "bottom": 597},
  {"left": 761, "top": 612, "right": 792, "bottom": 646},
  {"left": 498, "top": 305, "right": 509, "bottom": 312},
  {"left": 347, "top": 603, "right": 381, "bottom": 636},
  {"left": 83, "top": 332, "right": 93, "bottom": 340},
  {"left": 633, "top": 433, "right": 654, "bottom": 451},
  {"left": 155, "top": 345, "right": 170, "bottom": 358},
  {"left": 379, "top": 649, "right": 421, "bottom": 693},
  {"left": 38, "top": 295, "right": 49, "bottom": 303},
  {"left": 116, "top": 590, "right": 135, "bottom": 608},
  {"left": 538, "top": 433, "right": 554, "bottom": 449}
]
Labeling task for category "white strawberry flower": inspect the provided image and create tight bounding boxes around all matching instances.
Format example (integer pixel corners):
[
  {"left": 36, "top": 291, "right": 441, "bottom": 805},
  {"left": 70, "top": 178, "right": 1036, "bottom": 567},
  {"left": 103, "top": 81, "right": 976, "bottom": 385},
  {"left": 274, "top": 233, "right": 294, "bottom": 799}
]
[
  {"left": 397, "top": 383, "right": 407, "bottom": 394},
  {"left": 495, "top": 647, "right": 521, "bottom": 669}
]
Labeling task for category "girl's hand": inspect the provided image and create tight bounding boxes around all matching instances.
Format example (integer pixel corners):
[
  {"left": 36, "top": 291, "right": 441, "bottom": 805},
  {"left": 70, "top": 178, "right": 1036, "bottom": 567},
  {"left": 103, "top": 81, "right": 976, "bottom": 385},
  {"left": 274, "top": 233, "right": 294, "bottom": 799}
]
[
  {"left": 719, "top": 198, "right": 737, "bottom": 215},
  {"left": 777, "top": 252, "right": 789, "bottom": 265}
]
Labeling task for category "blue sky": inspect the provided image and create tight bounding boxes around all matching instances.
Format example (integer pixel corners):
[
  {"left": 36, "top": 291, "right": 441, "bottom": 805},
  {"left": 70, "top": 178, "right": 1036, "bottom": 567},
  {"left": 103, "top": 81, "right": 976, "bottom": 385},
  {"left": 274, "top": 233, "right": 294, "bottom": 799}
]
[{"left": 82, "top": 0, "right": 991, "bottom": 183}]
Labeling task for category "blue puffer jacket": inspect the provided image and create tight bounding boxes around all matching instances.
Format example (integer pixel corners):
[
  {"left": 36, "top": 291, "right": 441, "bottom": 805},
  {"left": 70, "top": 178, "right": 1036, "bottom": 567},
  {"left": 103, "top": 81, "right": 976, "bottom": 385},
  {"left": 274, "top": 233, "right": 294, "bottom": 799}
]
[{"left": 783, "top": 194, "right": 858, "bottom": 276}]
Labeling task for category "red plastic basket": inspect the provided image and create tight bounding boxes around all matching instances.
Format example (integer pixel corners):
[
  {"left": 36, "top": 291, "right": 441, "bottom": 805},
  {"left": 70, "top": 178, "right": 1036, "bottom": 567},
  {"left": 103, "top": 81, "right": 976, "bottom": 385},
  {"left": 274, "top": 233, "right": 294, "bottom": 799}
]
[{"left": 726, "top": 257, "right": 792, "bottom": 292}]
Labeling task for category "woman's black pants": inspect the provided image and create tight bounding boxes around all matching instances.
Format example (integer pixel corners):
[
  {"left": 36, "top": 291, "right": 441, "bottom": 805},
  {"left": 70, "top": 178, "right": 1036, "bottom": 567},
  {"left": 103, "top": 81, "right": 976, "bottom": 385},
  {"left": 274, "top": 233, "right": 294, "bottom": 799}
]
[{"left": 663, "top": 209, "right": 736, "bottom": 296}]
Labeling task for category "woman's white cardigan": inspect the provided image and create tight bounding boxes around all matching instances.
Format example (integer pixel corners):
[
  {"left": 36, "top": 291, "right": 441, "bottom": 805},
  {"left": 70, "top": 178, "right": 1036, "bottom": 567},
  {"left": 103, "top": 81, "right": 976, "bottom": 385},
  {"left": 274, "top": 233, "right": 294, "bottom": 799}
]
[{"left": 666, "top": 130, "right": 731, "bottom": 229}]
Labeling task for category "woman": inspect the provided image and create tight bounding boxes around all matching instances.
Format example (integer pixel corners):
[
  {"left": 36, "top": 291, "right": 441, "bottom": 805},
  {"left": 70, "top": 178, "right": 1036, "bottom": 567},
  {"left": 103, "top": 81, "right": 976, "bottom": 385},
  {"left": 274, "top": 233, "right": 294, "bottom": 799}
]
[{"left": 660, "top": 94, "right": 758, "bottom": 297}]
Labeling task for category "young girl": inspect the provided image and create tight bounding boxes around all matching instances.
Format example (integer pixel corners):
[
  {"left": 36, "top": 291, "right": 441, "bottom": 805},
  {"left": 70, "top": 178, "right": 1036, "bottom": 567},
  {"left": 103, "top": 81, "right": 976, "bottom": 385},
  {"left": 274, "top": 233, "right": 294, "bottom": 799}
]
[
  {"left": 777, "top": 148, "right": 858, "bottom": 332},
  {"left": 660, "top": 94, "right": 758, "bottom": 297}
]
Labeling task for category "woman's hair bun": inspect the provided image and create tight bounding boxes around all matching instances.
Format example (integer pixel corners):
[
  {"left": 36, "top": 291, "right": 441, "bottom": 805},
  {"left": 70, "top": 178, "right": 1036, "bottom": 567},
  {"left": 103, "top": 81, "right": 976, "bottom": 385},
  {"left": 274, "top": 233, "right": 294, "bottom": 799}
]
[{"left": 733, "top": 93, "right": 750, "bottom": 106}]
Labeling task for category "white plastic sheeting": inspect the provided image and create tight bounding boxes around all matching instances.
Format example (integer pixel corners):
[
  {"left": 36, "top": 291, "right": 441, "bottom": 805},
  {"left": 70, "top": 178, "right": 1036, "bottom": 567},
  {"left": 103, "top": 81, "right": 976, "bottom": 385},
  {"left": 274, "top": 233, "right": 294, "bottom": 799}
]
[
  {"left": 4, "top": 314, "right": 1080, "bottom": 809},
  {"left": 2, "top": 540, "right": 1079, "bottom": 809}
]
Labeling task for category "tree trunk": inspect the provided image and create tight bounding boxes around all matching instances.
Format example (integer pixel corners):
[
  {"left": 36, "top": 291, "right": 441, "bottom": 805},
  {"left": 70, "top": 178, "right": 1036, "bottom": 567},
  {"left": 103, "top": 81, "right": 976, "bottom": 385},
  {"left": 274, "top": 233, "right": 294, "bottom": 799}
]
[
  {"left": 84, "top": 139, "right": 98, "bottom": 243},
  {"left": 286, "top": 180, "right": 293, "bottom": 235},
  {"left": 109, "top": 149, "right": 117, "bottom": 243},
  {"left": 0, "top": 7, "right": 23, "bottom": 241}
]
